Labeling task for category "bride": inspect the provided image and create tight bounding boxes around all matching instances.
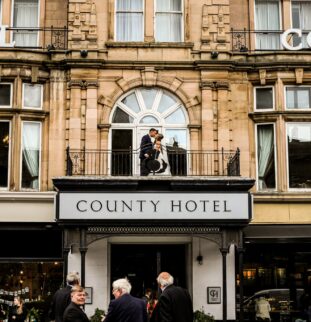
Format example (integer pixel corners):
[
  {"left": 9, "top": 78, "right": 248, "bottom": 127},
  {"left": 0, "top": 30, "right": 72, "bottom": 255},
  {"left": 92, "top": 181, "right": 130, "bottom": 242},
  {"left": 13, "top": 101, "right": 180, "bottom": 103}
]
[{"left": 144, "top": 136, "right": 171, "bottom": 175}]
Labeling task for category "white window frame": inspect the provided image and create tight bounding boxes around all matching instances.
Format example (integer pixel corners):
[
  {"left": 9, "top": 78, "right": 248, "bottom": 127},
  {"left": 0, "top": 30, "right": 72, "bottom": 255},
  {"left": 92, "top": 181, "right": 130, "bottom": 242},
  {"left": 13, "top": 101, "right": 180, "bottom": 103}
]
[
  {"left": 114, "top": 0, "right": 145, "bottom": 42},
  {"left": 0, "top": 120, "right": 11, "bottom": 190},
  {"left": 254, "top": 85, "right": 275, "bottom": 111},
  {"left": 22, "top": 83, "right": 43, "bottom": 109},
  {"left": 11, "top": 0, "right": 40, "bottom": 47},
  {"left": 284, "top": 85, "right": 311, "bottom": 110},
  {"left": 0, "top": 83, "right": 13, "bottom": 108},
  {"left": 154, "top": 0, "right": 184, "bottom": 42},
  {"left": 255, "top": 123, "right": 277, "bottom": 191},
  {"left": 286, "top": 122, "right": 311, "bottom": 191},
  {"left": 20, "top": 121, "right": 41, "bottom": 191}
]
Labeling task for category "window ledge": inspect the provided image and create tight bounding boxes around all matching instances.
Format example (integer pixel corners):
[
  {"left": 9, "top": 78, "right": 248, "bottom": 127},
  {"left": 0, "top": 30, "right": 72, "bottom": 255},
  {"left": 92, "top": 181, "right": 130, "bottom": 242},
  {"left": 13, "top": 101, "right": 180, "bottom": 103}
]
[
  {"left": 105, "top": 41, "right": 194, "bottom": 49},
  {"left": 253, "top": 192, "right": 311, "bottom": 203}
]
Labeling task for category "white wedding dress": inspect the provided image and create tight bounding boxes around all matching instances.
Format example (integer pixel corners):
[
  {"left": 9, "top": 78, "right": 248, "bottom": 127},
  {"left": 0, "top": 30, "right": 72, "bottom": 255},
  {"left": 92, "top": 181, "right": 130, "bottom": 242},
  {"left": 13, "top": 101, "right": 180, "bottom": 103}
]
[{"left": 155, "top": 145, "right": 171, "bottom": 175}]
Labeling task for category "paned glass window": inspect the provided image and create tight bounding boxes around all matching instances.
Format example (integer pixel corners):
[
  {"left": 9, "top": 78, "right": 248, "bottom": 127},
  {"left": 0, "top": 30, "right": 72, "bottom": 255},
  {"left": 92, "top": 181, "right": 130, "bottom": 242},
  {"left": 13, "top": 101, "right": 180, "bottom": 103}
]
[
  {"left": 0, "top": 83, "right": 12, "bottom": 107},
  {"left": 292, "top": 1, "right": 311, "bottom": 47},
  {"left": 287, "top": 123, "right": 311, "bottom": 189},
  {"left": 255, "top": 87, "right": 274, "bottom": 110},
  {"left": 23, "top": 83, "right": 43, "bottom": 109},
  {"left": 155, "top": 0, "right": 183, "bottom": 42},
  {"left": 0, "top": 121, "right": 10, "bottom": 189},
  {"left": 13, "top": 0, "right": 39, "bottom": 47},
  {"left": 116, "top": 0, "right": 143, "bottom": 41},
  {"left": 255, "top": 0, "right": 281, "bottom": 49},
  {"left": 256, "top": 124, "right": 276, "bottom": 190},
  {"left": 286, "top": 87, "right": 311, "bottom": 109},
  {"left": 21, "top": 121, "right": 41, "bottom": 190}
]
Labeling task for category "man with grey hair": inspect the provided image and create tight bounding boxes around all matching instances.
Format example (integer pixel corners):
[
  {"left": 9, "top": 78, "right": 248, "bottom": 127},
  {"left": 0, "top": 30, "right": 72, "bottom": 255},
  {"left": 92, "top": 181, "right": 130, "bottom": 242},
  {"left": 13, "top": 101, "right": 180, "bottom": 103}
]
[
  {"left": 49, "top": 272, "right": 80, "bottom": 322},
  {"left": 103, "top": 278, "right": 147, "bottom": 322},
  {"left": 152, "top": 272, "right": 193, "bottom": 322}
]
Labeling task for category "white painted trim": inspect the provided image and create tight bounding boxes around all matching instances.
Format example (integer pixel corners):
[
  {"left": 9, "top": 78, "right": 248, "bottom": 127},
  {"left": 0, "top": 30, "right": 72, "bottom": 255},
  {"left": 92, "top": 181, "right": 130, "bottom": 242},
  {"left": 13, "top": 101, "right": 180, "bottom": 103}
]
[
  {"left": 284, "top": 85, "right": 311, "bottom": 110},
  {"left": 254, "top": 85, "right": 275, "bottom": 111}
]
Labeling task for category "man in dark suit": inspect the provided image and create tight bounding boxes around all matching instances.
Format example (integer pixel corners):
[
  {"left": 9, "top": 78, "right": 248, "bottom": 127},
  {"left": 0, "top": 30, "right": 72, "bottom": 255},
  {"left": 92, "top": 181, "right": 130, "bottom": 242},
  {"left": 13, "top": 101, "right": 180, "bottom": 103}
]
[
  {"left": 154, "top": 272, "right": 193, "bottom": 322},
  {"left": 49, "top": 271, "right": 80, "bottom": 322},
  {"left": 63, "top": 286, "right": 89, "bottom": 322},
  {"left": 140, "top": 128, "right": 158, "bottom": 175},
  {"left": 103, "top": 278, "right": 148, "bottom": 322}
]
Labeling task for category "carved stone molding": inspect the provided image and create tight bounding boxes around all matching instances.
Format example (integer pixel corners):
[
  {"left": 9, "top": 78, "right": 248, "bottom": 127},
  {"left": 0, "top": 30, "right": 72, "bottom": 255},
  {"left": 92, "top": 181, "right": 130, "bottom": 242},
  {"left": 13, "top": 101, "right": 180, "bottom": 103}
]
[
  {"left": 68, "top": 80, "right": 98, "bottom": 89},
  {"left": 200, "top": 81, "right": 229, "bottom": 90},
  {"left": 141, "top": 67, "right": 158, "bottom": 87},
  {"left": 295, "top": 68, "right": 304, "bottom": 84},
  {"left": 259, "top": 69, "right": 266, "bottom": 85},
  {"left": 87, "top": 226, "right": 221, "bottom": 235}
]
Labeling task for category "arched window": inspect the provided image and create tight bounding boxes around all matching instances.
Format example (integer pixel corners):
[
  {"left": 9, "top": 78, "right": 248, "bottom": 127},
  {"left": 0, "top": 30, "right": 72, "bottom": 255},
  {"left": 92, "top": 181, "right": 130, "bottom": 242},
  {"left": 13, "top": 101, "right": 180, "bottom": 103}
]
[{"left": 110, "top": 87, "right": 189, "bottom": 152}]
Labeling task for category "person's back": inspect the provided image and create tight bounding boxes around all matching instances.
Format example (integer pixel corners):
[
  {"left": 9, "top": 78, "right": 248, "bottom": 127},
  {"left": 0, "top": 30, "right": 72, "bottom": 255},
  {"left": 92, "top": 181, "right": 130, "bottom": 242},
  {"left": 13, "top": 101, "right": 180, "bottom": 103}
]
[
  {"left": 255, "top": 297, "right": 271, "bottom": 321},
  {"left": 159, "top": 285, "right": 193, "bottom": 322},
  {"left": 49, "top": 272, "right": 80, "bottom": 322}
]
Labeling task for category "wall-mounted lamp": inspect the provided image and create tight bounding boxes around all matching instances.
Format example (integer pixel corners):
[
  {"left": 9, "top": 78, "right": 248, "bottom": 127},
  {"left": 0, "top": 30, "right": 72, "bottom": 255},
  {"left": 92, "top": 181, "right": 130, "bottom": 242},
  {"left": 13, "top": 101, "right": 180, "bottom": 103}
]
[
  {"left": 211, "top": 51, "right": 219, "bottom": 59},
  {"left": 196, "top": 238, "right": 203, "bottom": 265},
  {"left": 196, "top": 255, "right": 203, "bottom": 265},
  {"left": 80, "top": 49, "right": 88, "bottom": 58}
]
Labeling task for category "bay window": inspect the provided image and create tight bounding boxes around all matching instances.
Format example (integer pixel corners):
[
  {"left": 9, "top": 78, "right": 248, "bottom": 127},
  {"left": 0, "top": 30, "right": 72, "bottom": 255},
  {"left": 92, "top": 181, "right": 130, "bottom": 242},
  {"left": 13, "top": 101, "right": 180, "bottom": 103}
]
[
  {"left": 255, "top": 0, "right": 281, "bottom": 50},
  {"left": 155, "top": 0, "right": 183, "bottom": 42},
  {"left": 13, "top": 0, "right": 39, "bottom": 47},
  {"left": 287, "top": 123, "right": 311, "bottom": 189},
  {"left": 21, "top": 121, "right": 41, "bottom": 190},
  {"left": 256, "top": 124, "right": 276, "bottom": 190},
  {"left": 115, "top": 0, "right": 143, "bottom": 41},
  {"left": 0, "top": 121, "right": 10, "bottom": 189}
]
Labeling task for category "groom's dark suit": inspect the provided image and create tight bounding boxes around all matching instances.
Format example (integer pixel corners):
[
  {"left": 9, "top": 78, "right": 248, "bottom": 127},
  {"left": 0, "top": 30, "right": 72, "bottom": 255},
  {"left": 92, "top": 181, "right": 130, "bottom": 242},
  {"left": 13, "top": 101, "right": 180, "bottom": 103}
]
[
  {"left": 104, "top": 293, "right": 148, "bottom": 322},
  {"left": 63, "top": 302, "right": 89, "bottom": 322}
]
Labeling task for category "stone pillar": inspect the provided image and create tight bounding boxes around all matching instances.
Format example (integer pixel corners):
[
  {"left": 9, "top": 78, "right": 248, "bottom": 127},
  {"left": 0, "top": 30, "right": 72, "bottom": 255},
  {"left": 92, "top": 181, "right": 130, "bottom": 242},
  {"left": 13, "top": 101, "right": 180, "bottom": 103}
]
[
  {"left": 79, "top": 228, "right": 88, "bottom": 287},
  {"left": 220, "top": 248, "right": 229, "bottom": 322},
  {"left": 238, "top": 247, "right": 245, "bottom": 322},
  {"left": 217, "top": 82, "right": 230, "bottom": 151}
]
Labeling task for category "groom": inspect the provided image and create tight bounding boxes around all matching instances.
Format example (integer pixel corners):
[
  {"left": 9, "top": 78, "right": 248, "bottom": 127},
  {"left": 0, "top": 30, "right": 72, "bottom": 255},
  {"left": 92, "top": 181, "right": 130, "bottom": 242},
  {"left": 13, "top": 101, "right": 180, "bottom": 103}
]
[{"left": 139, "top": 128, "right": 158, "bottom": 175}]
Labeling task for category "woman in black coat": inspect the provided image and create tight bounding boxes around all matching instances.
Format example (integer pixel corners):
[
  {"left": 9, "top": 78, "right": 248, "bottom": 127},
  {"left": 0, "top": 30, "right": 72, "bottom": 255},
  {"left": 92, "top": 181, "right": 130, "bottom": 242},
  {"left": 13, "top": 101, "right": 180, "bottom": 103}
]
[{"left": 8, "top": 296, "right": 28, "bottom": 322}]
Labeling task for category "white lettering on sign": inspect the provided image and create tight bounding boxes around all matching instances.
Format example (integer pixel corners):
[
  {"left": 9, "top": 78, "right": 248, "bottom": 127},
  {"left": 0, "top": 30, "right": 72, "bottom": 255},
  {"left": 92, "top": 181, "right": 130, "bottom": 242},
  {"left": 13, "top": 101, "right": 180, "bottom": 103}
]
[
  {"left": 58, "top": 192, "right": 251, "bottom": 221},
  {"left": 281, "top": 28, "right": 311, "bottom": 50}
]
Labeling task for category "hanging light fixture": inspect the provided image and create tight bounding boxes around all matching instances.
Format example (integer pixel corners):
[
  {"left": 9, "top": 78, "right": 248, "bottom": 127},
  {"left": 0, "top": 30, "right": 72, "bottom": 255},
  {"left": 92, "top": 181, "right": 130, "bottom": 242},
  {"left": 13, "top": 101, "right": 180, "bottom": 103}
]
[{"left": 196, "top": 238, "right": 203, "bottom": 265}]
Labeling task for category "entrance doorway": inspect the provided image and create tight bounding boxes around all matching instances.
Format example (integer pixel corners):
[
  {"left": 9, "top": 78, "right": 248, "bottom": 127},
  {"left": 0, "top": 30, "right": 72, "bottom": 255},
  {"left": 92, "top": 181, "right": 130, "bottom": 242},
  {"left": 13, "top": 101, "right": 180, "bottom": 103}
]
[{"left": 111, "top": 244, "right": 187, "bottom": 298}]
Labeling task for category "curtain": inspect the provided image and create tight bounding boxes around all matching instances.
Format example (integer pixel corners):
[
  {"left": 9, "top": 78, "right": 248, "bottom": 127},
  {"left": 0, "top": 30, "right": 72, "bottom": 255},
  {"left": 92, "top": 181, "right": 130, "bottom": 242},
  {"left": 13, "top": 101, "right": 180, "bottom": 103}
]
[
  {"left": 292, "top": 1, "right": 311, "bottom": 47},
  {"left": 156, "top": 0, "right": 182, "bottom": 42},
  {"left": 255, "top": 0, "right": 280, "bottom": 49},
  {"left": 22, "top": 122, "right": 40, "bottom": 189},
  {"left": 257, "top": 125, "right": 275, "bottom": 190},
  {"left": 116, "top": 0, "right": 143, "bottom": 41},
  {"left": 13, "top": 0, "right": 38, "bottom": 47}
]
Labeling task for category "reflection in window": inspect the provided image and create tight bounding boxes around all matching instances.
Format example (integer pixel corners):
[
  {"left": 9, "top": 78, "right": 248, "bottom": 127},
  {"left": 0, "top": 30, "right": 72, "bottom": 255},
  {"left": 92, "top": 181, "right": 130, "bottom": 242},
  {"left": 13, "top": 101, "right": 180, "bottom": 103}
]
[
  {"left": 21, "top": 122, "right": 40, "bottom": 190},
  {"left": 292, "top": 1, "right": 311, "bottom": 48},
  {"left": 286, "top": 87, "right": 311, "bottom": 109},
  {"left": 23, "top": 83, "right": 42, "bottom": 109},
  {"left": 116, "top": 0, "right": 143, "bottom": 41},
  {"left": 158, "top": 93, "right": 176, "bottom": 113},
  {"left": 140, "top": 89, "right": 157, "bottom": 109},
  {"left": 112, "top": 107, "right": 134, "bottom": 123},
  {"left": 257, "top": 124, "right": 276, "bottom": 190},
  {"left": 140, "top": 116, "right": 159, "bottom": 124},
  {"left": 255, "top": 87, "right": 274, "bottom": 110},
  {"left": 0, "top": 121, "right": 10, "bottom": 188},
  {"left": 165, "top": 108, "right": 185, "bottom": 123},
  {"left": 287, "top": 123, "right": 311, "bottom": 188},
  {"left": 0, "top": 84, "right": 12, "bottom": 107},
  {"left": 122, "top": 92, "right": 140, "bottom": 113},
  {"left": 165, "top": 129, "right": 187, "bottom": 149}
]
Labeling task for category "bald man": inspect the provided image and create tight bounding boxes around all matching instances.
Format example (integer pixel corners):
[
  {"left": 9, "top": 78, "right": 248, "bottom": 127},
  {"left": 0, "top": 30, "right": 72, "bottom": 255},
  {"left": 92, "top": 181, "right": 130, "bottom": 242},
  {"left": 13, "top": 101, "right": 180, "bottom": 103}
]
[{"left": 153, "top": 272, "right": 193, "bottom": 322}]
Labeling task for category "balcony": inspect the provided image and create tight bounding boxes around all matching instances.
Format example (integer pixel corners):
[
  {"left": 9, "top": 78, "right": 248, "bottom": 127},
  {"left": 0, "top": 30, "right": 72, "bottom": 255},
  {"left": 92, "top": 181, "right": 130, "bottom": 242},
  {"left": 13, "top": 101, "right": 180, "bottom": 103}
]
[
  {"left": 66, "top": 147, "right": 240, "bottom": 177},
  {"left": 0, "top": 26, "right": 67, "bottom": 50}
]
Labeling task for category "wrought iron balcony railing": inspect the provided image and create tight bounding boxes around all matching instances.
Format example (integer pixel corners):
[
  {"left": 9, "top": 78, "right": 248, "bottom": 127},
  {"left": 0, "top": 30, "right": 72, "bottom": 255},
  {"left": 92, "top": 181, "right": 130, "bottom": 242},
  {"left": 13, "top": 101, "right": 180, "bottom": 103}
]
[
  {"left": 0, "top": 26, "right": 67, "bottom": 50},
  {"left": 66, "top": 147, "right": 240, "bottom": 177},
  {"left": 231, "top": 28, "right": 311, "bottom": 52}
]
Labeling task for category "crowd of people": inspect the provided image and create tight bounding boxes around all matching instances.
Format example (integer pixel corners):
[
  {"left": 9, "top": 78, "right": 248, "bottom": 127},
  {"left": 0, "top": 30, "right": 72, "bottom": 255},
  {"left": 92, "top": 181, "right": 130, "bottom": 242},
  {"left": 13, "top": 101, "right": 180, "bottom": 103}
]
[{"left": 47, "top": 271, "right": 193, "bottom": 322}]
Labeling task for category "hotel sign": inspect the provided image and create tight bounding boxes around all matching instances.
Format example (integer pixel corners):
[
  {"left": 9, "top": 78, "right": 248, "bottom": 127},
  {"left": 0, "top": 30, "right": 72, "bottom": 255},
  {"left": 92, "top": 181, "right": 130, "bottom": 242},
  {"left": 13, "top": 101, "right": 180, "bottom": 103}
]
[
  {"left": 58, "top": 192, "right": 251, "bottom": 221},
  {"left": 281, "top": 28, "right": 311, "bottom": 50}
]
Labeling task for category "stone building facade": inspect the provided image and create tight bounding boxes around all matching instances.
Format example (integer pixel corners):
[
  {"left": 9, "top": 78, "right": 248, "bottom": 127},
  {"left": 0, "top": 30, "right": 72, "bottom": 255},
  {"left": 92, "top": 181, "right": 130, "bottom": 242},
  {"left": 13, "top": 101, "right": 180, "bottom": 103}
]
[{"left": 0, "top": 0, "right": 310, "bottom": 321}]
